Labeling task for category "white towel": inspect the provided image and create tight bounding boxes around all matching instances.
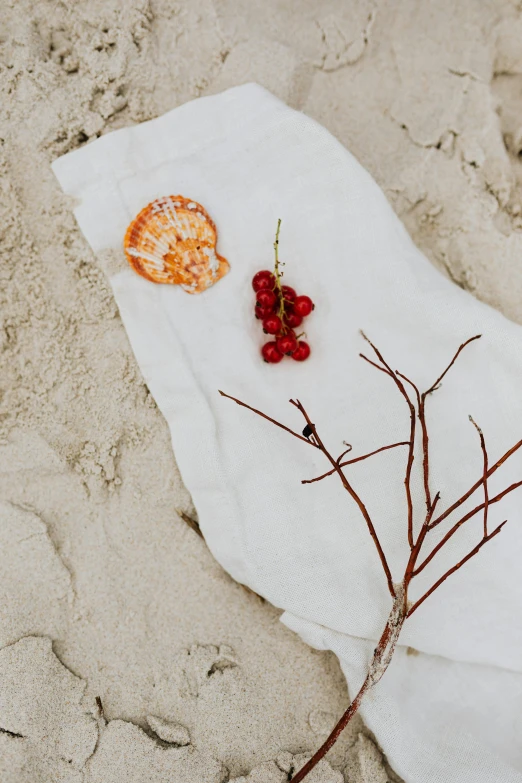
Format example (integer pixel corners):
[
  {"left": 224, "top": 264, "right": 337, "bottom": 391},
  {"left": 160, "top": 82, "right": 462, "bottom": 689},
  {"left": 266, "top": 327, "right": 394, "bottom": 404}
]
[{"left": 52, "top": 84, "right": 522, "bottom": 783}]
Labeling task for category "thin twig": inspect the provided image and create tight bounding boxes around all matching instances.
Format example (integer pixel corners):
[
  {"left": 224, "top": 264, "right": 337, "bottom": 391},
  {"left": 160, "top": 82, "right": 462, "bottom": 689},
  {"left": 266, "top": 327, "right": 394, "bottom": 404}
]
[
  {"left": 418, "top": 397, "right": 432, "bottom": 511},
  {"left": 218, "top": 391, "right": 318, "bottom": 448},
  {"left": 221, "top": 390, "right": 395, "bottom": 596},
  {"left": 470, "top": 417, "right": 489, "bottom": 537},
  {"left": 398, "top": 370, "right": 433, "bottom": 513},
  {"left": 424, "top": 335, "right": 482, "bottom": 396},
  {"left": 396, "top": 372, "right": 420, "bottom": 400},
  {"left": 413, "top": 480, "right": 522, "bottom": 576},
  {"left": 425, "top": 491, "right": 440, "bottom": 526},
  {"left": 290, "top": 398, "right": 396, "bottom": 598},
  {"left": 302, "top": 441, "right": 410, "bottom": 484},
  {"left": 404, "top": 492, "right": 441, "bottom": 580},
  {"left": 448, "top": 481, "right": 522, "bottom": 533},
  {"left": 401, "top": 336, "right": 481, "bottom": 515},
  {"left": 418, "top": 336, "right": 481, "bottom": 508},
  {"left": 337, "top": 444, "right": 353, "bottom": 464},
  {"left": 359, "top": 353, "right": 394, "bottom": 376},
  {"left": 360, "top": 333, "right": 416, "bottom": 549},
  {"left": 429, "top": 438, "right": 522, "bottom": 529},
  {"left": 407, "top": 520, "right": 506, "bottom": 617}
]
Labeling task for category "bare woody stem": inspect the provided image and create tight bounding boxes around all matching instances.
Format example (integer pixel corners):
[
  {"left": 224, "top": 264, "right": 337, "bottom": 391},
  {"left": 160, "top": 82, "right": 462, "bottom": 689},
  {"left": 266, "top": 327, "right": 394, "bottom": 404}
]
[
  {"left": 220, "top": 331, "right": 521, "bottom": 783},
  {"left": 302, "top": 441, "right": 410, "bottom": 484},
  {"left": 220, "top": 389, "right": 395, "bottom": 598},
  {"left": 407, "top": 520, "right": 506, "bottom": 617},
  {"left": 290, "top": 398, "right": 396, "bottom": 599},
  {"left": 425, "top": 335, "right": 482, "bottom": 396},
  {"left": 412, "top": 480, "right": 522, "bottom": 575},
  {"left": 403, "top": 492, "right": 440, "bottom": 586},
  {"left": 398, "top": 335, "right": 481, "bottom": 520},
  {"left": 290, "top": 677, "right": 369, "bottom": 783},
  {"left": 360, "top": 332, "right": 416, "bottom": 549},
  {"left": 396, "top": 371, "right": 427, "bottom": 510},
  {"left": 218, "top": 390, "right": 317, "bottom": 448},
  {"left": 470, "top": 416, "right": 489, "bottom": 537},
  {"left": 291, "top": 587, "right": 407, "bottom": 783},
  {"left": 430, "top": 437, "right": 522, "bottom": 529},
  {"left": 415, "top": 335, "right": 482, "bottom": 512}
]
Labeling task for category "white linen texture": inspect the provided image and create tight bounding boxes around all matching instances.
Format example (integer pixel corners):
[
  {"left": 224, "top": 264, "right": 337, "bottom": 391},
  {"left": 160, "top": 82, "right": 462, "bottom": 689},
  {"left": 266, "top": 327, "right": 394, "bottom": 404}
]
[{"left": 52, "top": 84, "right": 522, "bottom": 783}]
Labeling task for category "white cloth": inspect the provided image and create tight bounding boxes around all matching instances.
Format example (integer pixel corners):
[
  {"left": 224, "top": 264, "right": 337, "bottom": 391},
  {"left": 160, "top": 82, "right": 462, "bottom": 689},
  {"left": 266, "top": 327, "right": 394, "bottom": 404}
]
[{"left": 52, "top": 84, "right": 522, "bottom": 783}]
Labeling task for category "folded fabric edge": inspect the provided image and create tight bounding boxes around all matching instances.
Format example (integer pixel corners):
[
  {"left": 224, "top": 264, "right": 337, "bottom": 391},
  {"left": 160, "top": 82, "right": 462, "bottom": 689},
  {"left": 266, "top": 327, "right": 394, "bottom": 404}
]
[{"left": 50, "top": 83, "right": 286, "bottom": 193}]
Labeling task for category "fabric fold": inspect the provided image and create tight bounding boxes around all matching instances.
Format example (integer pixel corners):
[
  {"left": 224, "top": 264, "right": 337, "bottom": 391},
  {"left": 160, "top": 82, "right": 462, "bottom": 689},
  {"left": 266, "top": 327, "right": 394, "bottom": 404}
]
[{"left": 52, "top": 83, "right": 522, "bottom": 782}]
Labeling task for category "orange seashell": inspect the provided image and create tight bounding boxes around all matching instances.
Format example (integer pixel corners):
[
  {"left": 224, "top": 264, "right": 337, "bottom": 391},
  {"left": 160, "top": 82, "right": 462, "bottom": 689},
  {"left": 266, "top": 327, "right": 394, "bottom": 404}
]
[{"left": 123, "top": 196, "right": 229, "bottom": 294}]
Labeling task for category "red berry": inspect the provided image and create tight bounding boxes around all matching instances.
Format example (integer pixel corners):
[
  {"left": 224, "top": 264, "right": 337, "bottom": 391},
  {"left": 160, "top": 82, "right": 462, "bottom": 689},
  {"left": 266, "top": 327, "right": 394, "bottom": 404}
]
[
  {"left": 255, "top": 304, "right": 275, "bottom": 320},
  {"left": 252, "top": 270, "right": 275, "bottom": 292},
  {"left": 281, "top": 285, "right": 296, "bottom": 303},
  {"left": 262, "top": 314, "right": 283, "bottom": 335},
  {"left": 293, "top": 295, "right": 314, "bottom": 317},
  {"left": 262, "top": 342, "right": 284, "bottom": 363},
  {"left": 256, "top": 289, "right": 277, "bottom": 309},
  {"left": 284, "top": 310, "right": 303, "bottom": 329},
  {"left": 291, "top": 341, "right": 311, "bottom": 361},
  {"left": 276, "top": 331, "right": 298, "bottom": 355}
]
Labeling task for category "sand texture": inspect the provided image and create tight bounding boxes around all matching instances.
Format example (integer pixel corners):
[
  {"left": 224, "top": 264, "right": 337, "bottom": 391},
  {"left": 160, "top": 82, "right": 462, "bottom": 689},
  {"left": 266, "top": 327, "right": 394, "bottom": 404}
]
[{"left": 2, "top": 0, "right": 522, "bottom": 780}]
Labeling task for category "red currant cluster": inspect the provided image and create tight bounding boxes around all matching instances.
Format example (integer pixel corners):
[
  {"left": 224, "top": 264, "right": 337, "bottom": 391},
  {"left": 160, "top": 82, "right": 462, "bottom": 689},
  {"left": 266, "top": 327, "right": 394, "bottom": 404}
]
[{"left": 252, "top": 220, "right": 314, "bottom": 364}]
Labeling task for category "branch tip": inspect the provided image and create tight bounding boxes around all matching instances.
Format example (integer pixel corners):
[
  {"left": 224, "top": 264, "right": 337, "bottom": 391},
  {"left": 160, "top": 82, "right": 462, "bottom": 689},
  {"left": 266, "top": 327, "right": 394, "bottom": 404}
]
[
  {"left": 424, "top": 334, "right": 482, "bottom": 396},
  {"left": 469, "top": 415, "right": 482, "bottom": 435}
]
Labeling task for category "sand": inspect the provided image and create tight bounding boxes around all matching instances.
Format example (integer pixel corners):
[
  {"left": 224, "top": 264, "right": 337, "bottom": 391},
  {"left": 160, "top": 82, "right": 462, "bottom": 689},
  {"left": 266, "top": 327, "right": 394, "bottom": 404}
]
[{"left": 1, "top": 1, "right": 522, "bottom": 781}]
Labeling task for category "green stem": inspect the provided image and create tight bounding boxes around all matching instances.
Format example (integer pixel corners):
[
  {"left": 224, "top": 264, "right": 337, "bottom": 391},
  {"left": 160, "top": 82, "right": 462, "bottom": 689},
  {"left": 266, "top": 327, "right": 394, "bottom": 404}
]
[
  {"left": 272, "top": 218, "right": 289, "bottom": 330},
  {"left": 273, "top": 218, "right": 283, "bottom": 287}
]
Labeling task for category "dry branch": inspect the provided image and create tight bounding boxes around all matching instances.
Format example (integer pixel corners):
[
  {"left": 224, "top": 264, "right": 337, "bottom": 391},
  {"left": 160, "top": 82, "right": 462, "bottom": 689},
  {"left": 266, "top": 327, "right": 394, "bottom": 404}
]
[
  {"left": 220, "top": 332, "right": 521, "bottom": 783},
  {"left": 302, "top": 441, "right": 410, "bottom": 485},
  {"left": 360, "top": 332, "right": 417, "bottom": 549}
]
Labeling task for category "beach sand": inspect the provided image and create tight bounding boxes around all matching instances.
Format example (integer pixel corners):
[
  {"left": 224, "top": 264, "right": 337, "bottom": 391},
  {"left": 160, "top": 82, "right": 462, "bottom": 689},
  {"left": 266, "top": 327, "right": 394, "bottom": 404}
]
[{"left": 1, "top": 1, "right": 522, "bottom": 780}]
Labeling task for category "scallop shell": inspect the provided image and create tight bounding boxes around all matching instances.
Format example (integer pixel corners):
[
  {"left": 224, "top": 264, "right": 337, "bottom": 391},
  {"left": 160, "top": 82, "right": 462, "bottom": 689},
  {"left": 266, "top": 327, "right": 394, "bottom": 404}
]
[{"left": 123, "top": 196, "right": 229, "bottom": 294}]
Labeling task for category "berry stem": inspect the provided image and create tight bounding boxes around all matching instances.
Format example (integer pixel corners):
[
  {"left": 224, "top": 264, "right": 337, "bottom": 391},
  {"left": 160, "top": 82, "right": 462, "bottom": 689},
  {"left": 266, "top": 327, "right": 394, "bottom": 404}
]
[
  {"left": 272, "top": 218, "right": 289, "bottom": 330},
  {"left": 273, "top": 218, "right": 283, "bottom": 288}
]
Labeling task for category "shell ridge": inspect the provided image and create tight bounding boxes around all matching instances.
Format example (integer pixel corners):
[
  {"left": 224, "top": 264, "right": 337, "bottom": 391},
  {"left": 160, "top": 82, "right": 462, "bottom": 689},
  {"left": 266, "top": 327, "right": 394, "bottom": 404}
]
[{"left": 123, "top": 195, "right": 229, "bottom": 293}]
